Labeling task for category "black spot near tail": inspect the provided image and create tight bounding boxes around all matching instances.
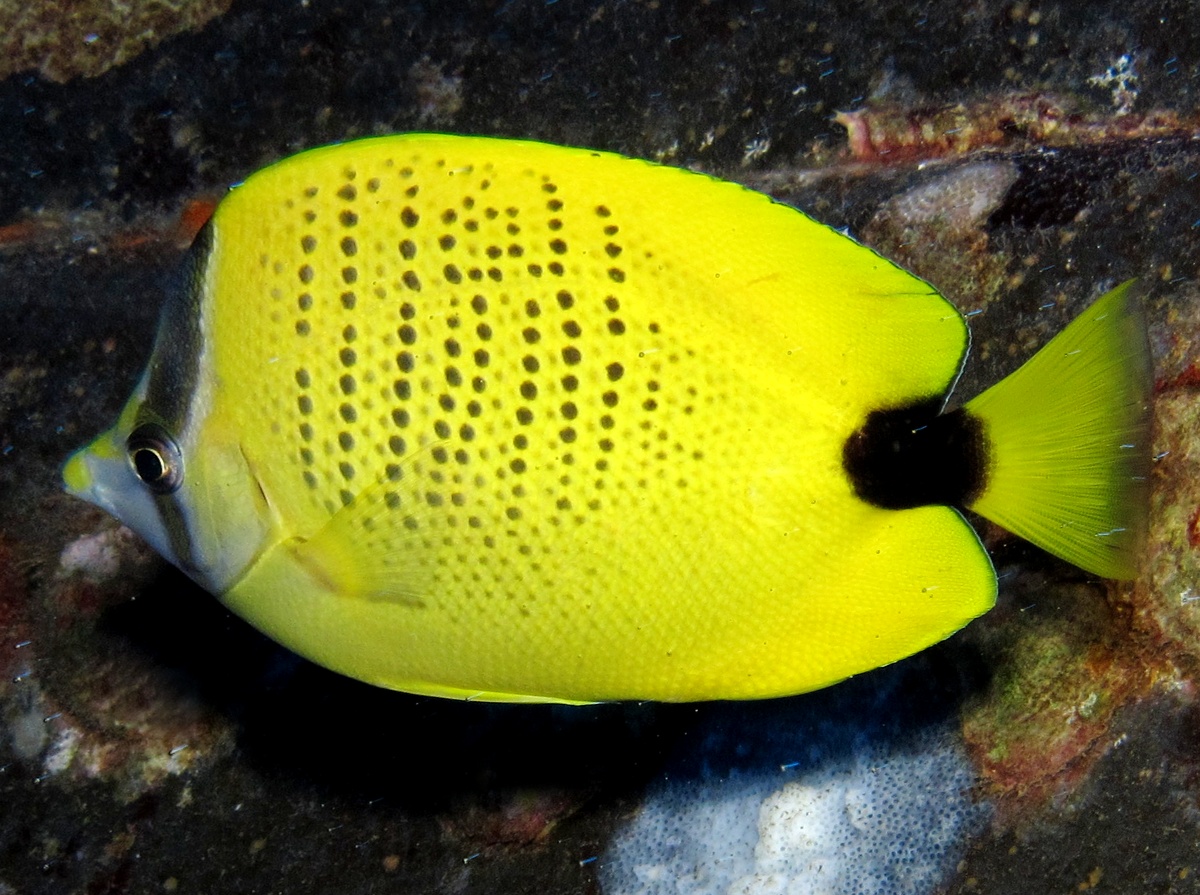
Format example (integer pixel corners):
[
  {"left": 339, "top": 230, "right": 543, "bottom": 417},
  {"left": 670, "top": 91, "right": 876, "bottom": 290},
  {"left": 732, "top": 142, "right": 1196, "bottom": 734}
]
[{"left": 843, "top": 399, "right": 989, "bottom": 510}]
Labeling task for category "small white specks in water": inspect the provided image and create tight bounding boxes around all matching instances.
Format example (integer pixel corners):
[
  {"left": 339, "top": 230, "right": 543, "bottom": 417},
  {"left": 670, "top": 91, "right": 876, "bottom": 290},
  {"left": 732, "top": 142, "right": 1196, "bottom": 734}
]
[
  {"left": 1088, "top": 53, "right": 1139, "bottom": 114},
  {"left": 42, "top": 725, "right": 81, "bottom": 778},
  {"left": 742, "top": 138, "right": 771, "bottom": 165},
  {"left": 1077, "top": 692, "right": 1100, "bottom": 720},
  {"left": 653, "top": 140, "right": 681, "bottom": 162}
]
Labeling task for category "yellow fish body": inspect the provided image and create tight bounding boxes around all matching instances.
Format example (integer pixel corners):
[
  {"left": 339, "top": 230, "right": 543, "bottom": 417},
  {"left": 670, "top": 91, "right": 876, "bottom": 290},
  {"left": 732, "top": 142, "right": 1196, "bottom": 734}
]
[{"left": 64, "top": 135, "right": 1152, "bottom": 703}]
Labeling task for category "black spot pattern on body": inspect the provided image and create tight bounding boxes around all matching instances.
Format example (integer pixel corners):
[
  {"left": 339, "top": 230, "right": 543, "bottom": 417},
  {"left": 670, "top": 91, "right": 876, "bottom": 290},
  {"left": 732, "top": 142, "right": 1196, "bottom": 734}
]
[{"left": 274, "top": 145, "right": 716, "bottom": 602}]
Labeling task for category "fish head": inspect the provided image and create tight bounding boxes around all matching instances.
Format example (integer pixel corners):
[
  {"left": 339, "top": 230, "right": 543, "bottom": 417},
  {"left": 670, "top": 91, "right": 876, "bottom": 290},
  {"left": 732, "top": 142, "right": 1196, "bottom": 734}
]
[{"left": 63, "top": 231, "right": 276, "bottom": 596}]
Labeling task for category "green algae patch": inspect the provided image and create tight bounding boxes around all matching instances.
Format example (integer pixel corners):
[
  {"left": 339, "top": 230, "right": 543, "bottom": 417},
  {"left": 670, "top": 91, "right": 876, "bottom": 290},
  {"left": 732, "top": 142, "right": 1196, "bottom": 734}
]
[{"left": 960, "top": 577, "right": 1157, "bottom": 817}]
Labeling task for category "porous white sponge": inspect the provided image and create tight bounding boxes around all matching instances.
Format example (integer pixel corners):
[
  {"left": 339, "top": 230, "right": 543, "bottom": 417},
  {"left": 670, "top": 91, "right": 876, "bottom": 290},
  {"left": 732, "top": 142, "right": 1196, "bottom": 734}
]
[{"left": 602, "top": 706, "right": 987, "bottom": 895}]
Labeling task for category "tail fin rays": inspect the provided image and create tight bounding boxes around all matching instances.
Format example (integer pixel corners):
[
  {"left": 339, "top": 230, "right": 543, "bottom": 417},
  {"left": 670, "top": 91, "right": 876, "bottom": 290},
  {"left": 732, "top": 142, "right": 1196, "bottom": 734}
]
[{"left": 965, "top": 282, "right": 1152, "bottom": 579}]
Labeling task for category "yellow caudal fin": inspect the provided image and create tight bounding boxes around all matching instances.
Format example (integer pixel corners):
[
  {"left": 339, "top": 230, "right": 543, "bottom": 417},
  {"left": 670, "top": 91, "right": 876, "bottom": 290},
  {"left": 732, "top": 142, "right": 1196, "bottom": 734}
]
[{"left": 965, "top": 281, "right": 1153, "bottom": 579}]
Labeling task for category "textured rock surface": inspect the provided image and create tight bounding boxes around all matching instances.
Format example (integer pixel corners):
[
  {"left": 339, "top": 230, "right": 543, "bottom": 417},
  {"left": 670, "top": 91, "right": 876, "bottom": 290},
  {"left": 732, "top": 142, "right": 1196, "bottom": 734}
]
[{"left": 0, "top": 0, "right": 234, "bottom": 83}]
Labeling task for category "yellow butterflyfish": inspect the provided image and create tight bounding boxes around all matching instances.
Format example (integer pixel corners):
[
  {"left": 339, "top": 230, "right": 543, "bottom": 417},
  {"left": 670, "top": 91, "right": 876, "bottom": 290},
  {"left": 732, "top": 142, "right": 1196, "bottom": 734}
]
[{"left": 64, "top": 134, "right": 1152, "bottom": 704}]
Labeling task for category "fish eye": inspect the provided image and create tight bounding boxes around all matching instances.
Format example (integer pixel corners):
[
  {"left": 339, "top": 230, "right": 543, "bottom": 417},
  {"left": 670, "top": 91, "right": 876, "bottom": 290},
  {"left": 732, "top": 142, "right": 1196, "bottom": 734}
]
[{"left": 126, "top": 425, "right": 184, "bottom": 495}]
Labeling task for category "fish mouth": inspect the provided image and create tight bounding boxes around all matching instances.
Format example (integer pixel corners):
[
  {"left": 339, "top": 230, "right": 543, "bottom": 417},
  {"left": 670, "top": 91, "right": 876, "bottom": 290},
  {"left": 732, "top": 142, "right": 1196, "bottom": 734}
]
[
  {"left": 62, "top": 435, "right": 127, "bottom": 513},
  {"left": 62, "top": 449, "right": 96, "bottom": 499}
]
